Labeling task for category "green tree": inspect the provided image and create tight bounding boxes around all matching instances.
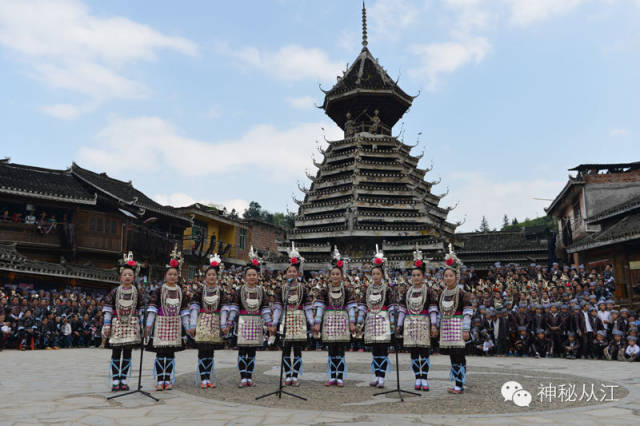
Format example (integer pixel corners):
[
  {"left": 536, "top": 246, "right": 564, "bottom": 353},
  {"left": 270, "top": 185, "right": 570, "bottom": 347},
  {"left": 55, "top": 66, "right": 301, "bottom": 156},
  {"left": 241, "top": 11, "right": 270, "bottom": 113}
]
[
  {"left": 479, "top": 216, "right": 490, "bottom": 232},
  {"left": 243, "top": 201, "right": 263, "bottom": 219},
  {"left": 501, "top": 214, "right": 509, "bottom": 230}
]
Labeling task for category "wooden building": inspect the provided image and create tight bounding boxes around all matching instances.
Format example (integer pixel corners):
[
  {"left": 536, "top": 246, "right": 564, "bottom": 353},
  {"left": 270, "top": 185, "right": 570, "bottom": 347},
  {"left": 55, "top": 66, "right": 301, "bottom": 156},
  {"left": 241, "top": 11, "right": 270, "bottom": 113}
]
[
  {"left": 546, "top": 162, "right": 640, "bottom": 305},
  {"left": 0, "top": 159, "right": 191, "bottom": 288},
  {"left": 455, "top": 228, "right": 553, "bottom": 271}
]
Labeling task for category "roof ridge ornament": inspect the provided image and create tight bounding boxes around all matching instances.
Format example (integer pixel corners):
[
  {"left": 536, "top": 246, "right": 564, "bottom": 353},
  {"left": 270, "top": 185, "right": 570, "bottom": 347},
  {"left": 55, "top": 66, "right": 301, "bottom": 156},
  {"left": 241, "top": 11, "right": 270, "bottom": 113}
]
[{"left": 362, "top": 2, "right": 368, "bottom": 49}]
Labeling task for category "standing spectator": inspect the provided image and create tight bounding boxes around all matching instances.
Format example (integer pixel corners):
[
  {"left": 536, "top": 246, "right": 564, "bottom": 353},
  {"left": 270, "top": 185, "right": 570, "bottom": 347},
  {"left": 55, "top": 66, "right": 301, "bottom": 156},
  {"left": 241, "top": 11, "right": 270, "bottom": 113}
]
[
  {"left": 24, "top": 211, "right": 36, "bottom": 224},
  {"left": 1, "top": 312, "right": 11, "bottom": 350},
  {"left": 61, "top": 316, "right": 72, "bottom": 348},
  {"left": 491, "top": 308, "right": 508, "bottom": 355},
  {"left": 18, "top": 310, "right": 36, "bottom": 350},
  {"left": 546, "top": 303, "right": 565, "bottom": 357}
]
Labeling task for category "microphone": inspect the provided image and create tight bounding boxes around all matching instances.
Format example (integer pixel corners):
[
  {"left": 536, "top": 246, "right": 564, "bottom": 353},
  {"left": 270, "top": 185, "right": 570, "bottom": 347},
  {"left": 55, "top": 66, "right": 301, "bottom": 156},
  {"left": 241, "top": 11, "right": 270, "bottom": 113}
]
[{"left": 287, "top": 278, "right": 294, "bottom": 283}]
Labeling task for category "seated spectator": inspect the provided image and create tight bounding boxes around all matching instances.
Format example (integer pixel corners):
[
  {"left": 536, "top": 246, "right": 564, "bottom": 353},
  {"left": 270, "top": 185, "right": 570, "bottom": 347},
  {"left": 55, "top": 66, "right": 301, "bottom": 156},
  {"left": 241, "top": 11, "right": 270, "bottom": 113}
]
[{"left": 623, "top": 335, "right": 639, "bottom": 361}]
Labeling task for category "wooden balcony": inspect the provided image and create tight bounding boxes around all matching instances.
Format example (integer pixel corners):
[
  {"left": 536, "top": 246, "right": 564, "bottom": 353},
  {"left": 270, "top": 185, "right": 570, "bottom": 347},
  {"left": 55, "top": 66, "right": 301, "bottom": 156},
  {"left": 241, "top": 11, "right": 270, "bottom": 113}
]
[{"left": 0, "top": 221, "right": 62, "bottom": 248}]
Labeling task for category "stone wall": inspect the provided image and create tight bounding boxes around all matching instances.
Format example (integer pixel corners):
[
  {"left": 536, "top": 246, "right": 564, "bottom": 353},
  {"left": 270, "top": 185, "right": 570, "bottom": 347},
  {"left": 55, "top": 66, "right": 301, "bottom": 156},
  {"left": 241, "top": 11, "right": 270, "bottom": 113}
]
[{"left": 247, "top": 220, "right": 286, "bottom": 255}]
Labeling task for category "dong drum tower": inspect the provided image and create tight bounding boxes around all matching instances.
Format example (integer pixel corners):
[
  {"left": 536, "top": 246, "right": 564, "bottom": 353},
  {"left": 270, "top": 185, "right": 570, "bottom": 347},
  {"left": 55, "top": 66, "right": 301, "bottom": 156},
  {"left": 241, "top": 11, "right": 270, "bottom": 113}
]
[{"left": 287, "top": 4, "right": 458, "bottom": 270}]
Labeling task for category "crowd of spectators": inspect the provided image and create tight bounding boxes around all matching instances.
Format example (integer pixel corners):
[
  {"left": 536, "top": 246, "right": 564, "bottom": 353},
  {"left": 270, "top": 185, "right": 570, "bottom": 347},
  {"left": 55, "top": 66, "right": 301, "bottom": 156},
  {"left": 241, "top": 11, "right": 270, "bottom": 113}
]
[
  {"left": 2, "top": 261, "right": 638, "bottom": 361},
  {"left": 1, "top": 208, "right": 65, "bottom": 234}
]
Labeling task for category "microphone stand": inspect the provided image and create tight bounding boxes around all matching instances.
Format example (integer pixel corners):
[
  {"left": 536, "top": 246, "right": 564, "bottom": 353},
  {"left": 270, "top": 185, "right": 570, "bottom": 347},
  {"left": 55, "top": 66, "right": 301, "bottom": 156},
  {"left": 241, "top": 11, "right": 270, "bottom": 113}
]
[
  {"left": 256, "top": 280, "right": 307, "bottom": 401},
  {"left": 109, "top": 281, "right": 159, "bottom": 402},
  {"left": 374, "top": 282, "right": 420, "bottom": 402}
]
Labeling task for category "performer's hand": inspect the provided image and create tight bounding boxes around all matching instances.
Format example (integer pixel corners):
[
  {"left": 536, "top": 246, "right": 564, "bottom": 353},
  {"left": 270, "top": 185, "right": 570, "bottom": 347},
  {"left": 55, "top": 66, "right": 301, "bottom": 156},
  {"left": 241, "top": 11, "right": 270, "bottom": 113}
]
[
  {"left": 102, "top": 326, "right": 111, "bottom": 338},
  {"left": 145, "top": 325, "right": 152, "bottom": 338},
  {"left": 463, "top": 331, "right": 470, "bottom": 341},
  {"left": 312, "top": 324, "right": 321, "bottom": 333},
  {"left": 431, "top": 325, "right": 439, "bottom": 338},
  {"left": 395, "top": 326, "right": 402, "bottom": 335},
  {"left": 350, "top": 323, "right": 356, "bottom": 333},
  {"left": 187, "top": 328, "right": 195, "bottom": 337},
  {"left": 222, "top": 326, "right": 231, "bottom": 335},
  {"left": 268, "top": 326, "right": 276, "bottom": 335}
]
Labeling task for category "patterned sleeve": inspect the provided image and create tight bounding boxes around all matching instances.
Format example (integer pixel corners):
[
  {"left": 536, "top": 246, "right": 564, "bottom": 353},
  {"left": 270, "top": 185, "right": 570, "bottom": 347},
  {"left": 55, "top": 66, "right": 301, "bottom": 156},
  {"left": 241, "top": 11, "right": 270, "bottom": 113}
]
[
  {"left": 221, "top": 287, "right": 239, "bottom": 326},
  {"left": 190, "top": 284, "right": 202, "bottom": 310},
  {"left": 357, "top": 286, "right": 367, "bottom": 323},
  {"left": 396, "top": 289, "right": 407, "bottom": 327},
  {"left": 102, "top": 287, "right": 116, "bottom": 314},
  {"left": 315, "top": 286, "right": 328, "bottom": 307},
  {"left": 461, "top": 290, "right": 473, "bottom": 331},
  {"left": 384, "top": 285, "right": 394, "bottom": 308},
  {"left": 180, "top": 286, "right": 191, "bottom": 330},
  {"left": 227, "top": 287, "right": 240, "bottom": 308},
  {"left": 427, "top": 288, "right": 438, "bottom": 324},
  {"left": 147, "top": 288, "right": 160, "bottom": 314},
  {"left": 102, "top": 287, "right": 116, "bottom": 325},
  {"left": 462, "top": 291, "right": 474, "bottom": 316},
  {"left": 135, "top": 285, "right": 145, "bottom": 311},
  {"left": 345, "top": 286, "right": 357, "bottom": 323},
  {"left": 397, "top": 288, "right": 408, "bottom": 310},
  {"left": 310, "top": 286, "right": 324, "bottom": 324},
  {"left": 303, "top": 282, "right": 315, "bottom": 309},
  {"left": 260, "top": 287, "right": 273, "bottom": 326},
  {"left": 344, "top": 285, "right": 355, "bottom": 307},
  {"left": 188, "top": 284, "right": 202, "bottom": 329},
  {"left": 271, "top": 285, "right": 283, "bottom": 325},
  {"left": 271, "top": 284, "right": 283, "bottom": 305}
]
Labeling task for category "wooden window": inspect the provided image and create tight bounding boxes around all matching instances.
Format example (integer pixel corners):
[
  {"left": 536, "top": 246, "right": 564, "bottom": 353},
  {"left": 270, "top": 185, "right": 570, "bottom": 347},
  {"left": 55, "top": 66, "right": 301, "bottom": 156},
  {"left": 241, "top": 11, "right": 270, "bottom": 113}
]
[
  {"left": 239, "top": 228, "right": 247, "bottom": 250},
  {"left": 97, "top": 217, "right": 103, "bottom": 232},
  {"left": 89, "top": 217, "right": 96, "bottom": 232}
]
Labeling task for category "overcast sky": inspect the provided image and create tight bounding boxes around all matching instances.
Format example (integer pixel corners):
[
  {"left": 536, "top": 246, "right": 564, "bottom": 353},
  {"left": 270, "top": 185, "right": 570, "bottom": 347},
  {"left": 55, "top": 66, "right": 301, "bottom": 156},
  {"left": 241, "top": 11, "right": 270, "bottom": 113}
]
[{"left": 1, "top": 0, "right": 639, "bottom": 231}]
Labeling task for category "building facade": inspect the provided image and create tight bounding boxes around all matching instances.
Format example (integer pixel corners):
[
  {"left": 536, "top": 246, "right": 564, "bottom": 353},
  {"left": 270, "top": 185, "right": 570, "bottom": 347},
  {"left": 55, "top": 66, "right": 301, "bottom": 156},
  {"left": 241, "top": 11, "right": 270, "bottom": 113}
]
[
  {"left": 246, "top": 218, "right": 286, "bottom": 261},
  {"left": 0, "top": 159, "right": 191, "bottom": 288},
  {"left": 456, "top": 228, "right": 552, "bottom": 271},
  {"left": 177, "top": 203, "right": 250, "bottom": 279},
  {"left": 546, "top": 162, "right": 640, "bottom": 305}
]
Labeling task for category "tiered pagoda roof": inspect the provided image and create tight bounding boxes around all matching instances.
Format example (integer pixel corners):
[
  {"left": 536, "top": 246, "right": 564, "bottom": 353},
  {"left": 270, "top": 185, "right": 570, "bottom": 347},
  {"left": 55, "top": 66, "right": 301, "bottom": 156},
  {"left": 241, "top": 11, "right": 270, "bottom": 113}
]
[{"left": 288, "top": 4, "right": 458, "bottom": 269}]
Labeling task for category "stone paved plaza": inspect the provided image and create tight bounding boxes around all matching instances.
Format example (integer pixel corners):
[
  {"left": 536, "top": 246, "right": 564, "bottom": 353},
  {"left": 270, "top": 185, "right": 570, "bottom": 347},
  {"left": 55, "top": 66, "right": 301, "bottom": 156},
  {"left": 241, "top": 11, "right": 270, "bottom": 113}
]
[{"left": 0, "top": 348, "right": 638, "bottom": 425}]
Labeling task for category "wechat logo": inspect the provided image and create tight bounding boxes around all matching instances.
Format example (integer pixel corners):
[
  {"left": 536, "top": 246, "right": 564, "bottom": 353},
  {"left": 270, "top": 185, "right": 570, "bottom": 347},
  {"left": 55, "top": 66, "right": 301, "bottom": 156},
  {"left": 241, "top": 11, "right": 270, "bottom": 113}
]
[{"left": 501, "top": 381, "right": 532, "bottom": 407}]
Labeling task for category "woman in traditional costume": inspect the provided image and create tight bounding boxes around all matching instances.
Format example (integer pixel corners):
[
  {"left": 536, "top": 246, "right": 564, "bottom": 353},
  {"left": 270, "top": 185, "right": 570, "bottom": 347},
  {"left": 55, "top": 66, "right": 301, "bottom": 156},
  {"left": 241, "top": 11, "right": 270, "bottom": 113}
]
[
  {"left": 188, "top": 253, "right": 238, "bottom": 389},
  {"left": 274, "top": 243, "right": 313, "bottom": 386},
  {"left": 317, "top": 246, "right": 356, "bottom": 387},
  {"left": 102, "top": 252, "right": 144, "bottom": 392},
  {"left": 364, "top": 245, "right": 393, "bottom": 389},
  {"left": 235, "top": 247, "right": 274, "bottom": 387},
  {"left": 146, "top": 247, "right": 190, "bottom": 391},
  {"left": 396, "top": 248, "right": 439, "bottom": 391},
  {"left": 439, "top": 244, "right": 473, "bottom": 394}
]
